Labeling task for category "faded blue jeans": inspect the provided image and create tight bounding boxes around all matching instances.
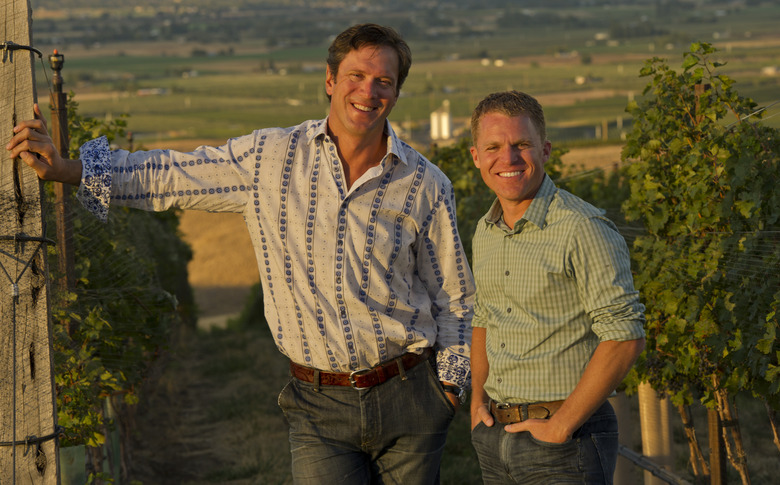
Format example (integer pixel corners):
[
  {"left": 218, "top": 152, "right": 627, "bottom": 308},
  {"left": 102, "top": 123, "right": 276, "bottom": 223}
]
[
  {"left": 470, "top": 401, "right": 619, "bottom": 484},
  {"left": 278, "top": 357, "right": 456, "bottom": 485}
]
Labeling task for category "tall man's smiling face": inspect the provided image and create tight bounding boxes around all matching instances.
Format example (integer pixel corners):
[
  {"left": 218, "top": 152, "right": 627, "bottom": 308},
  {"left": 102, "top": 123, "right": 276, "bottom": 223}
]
[{"left": 326, "top": 45, "right": 399, "bottom": 141}]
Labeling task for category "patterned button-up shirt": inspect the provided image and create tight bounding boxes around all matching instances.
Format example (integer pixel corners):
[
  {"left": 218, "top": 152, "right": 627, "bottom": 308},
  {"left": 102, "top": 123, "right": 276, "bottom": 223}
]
[
  {"left": 471, "top": 175, "right": 645, "bottom": 402},
  {"left": 76, "top": 119, "right": 475, "bottom": 388}
]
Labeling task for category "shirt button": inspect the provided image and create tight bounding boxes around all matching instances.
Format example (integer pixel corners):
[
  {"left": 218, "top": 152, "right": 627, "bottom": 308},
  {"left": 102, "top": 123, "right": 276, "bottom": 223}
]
[
  {"left": 505, "top": 270, "right": 510, "bottom": 276},
  {"left": 497, "top": 377, "right": 503, "bottom": 384},
  {"left": 506, "top": 307, "right": 512, "bottom": 313},
  {"left": 500, "top": 343, "right": 506, "bottom": 349}
]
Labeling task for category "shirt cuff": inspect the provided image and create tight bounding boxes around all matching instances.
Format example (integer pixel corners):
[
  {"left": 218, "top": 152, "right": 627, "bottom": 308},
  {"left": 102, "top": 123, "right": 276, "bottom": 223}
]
[
  {"left": 436, "top": 348, "right": 471, "bottom": 390},
  {"left": 76, "top": 136, "right": 113, "bottom": 223}
]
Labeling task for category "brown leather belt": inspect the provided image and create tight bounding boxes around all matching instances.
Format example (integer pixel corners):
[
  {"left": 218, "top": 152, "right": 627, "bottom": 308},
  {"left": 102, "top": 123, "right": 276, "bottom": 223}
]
[
  {"left": 290, "top": 347, "right": 433, "bottom": 389},
  {"left": 490, "top": 399, "right": 565, "bottom": 424}
]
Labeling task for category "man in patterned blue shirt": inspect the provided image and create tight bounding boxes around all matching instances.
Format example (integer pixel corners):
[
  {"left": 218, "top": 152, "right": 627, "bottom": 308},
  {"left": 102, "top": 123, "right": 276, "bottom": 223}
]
[
  {"left": 467, "top": 91, "right": 646, "bottom": 484},
  {"left": 9, "top": 24, "right": 474, "bottom": 485}
]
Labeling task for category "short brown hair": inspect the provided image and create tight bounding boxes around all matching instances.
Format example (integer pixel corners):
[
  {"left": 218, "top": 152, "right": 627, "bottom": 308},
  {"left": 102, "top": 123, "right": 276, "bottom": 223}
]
[
  {"left": 327, "top": 24, "right": 412, "bottom": 96},
  {"left": 471, "top": 91, "right": 547, "bottom": 143}
]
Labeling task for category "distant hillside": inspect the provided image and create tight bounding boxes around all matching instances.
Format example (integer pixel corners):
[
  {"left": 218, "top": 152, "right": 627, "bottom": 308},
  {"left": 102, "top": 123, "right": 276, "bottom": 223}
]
[{"left": 31, "top": 0, "right": 766, "bottom": 58}]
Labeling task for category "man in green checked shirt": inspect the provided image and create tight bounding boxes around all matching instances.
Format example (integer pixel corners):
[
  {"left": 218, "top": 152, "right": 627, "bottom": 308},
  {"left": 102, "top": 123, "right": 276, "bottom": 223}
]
[{"left": 467, "top": 91, "right": 646, "bottom": 485}]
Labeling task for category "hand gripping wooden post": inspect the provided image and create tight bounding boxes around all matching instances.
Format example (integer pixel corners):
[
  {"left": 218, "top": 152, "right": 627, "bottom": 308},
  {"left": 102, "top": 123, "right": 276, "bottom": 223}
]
[{"left": 0, "top": 0, "right": 61, "bottom": 483}]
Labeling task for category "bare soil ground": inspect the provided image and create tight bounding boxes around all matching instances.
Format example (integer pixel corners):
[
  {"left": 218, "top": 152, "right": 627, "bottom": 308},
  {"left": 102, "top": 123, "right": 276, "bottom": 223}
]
[
  {"left": 178, "top": 211, "right": 259, "bottom": 329},
  {"left": 561, "top": 144, "right": 624, "bottom": 171}
]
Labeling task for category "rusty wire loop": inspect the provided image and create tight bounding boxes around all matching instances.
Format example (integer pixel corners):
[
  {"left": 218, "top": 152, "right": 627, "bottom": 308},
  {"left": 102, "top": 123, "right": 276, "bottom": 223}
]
[
  {"left": 0, "top": 426, "right": 64, "bottom": 453},
  {"left": 0, "top": 40, "right": 43, "bottom": 61}
]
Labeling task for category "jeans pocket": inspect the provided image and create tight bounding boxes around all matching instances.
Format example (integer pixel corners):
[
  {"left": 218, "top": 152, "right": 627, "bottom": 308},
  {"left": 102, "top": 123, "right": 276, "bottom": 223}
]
[
  {"left": 528, "top": 432, "right": 575, "bottom": 448},
  {"left": 424, "top": 361, "right": 457, "bottom": 415},
  {"left": 470, "top": 420, "right": 486, "bottom": 435},
  {"left": 277, "top": 378, "right": 295, "bottom": 418}
]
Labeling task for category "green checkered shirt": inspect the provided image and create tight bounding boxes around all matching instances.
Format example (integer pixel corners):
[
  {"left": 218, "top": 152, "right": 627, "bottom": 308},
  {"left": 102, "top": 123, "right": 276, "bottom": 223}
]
[{"left": 472, "top": 175, "right": 645, "bottom": 403}]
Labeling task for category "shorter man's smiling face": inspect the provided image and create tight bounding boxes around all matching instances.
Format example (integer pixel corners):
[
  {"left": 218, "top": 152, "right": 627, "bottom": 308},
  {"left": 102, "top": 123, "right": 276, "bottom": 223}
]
[{"left": 470, "top": 112, "right": 551, "bottom": 223}]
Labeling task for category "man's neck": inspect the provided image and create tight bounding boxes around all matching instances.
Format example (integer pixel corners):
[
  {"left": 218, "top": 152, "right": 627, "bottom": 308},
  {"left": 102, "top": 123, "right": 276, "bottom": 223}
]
[
  {"left": 328, "top": 125, "right": 388, "bottom": 189},
  {"left": 501, "top": 200, "right": 532, "bottom": 229}
]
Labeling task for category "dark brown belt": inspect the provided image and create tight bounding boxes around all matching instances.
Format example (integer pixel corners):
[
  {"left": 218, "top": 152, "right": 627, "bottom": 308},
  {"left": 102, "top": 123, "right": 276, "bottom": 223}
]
[
  {"left": 290, "top": 347, "right": 433, "bottom": 389},
  {"left": 490, "top": 399, "right": 565, "bottom": 424}
]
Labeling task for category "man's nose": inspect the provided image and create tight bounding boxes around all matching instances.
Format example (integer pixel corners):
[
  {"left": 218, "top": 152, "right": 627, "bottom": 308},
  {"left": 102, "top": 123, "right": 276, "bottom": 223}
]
[
  {"left": 359, "top": 79, "right": 378, "bottom": 98},
  {"left": 501, "top": 145, "right": 522, "bottom": 163}
]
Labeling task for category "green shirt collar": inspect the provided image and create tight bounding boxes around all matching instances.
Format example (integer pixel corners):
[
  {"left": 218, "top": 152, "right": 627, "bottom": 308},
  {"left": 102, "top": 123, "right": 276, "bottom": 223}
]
[{"left": 484, "top": 174, "right": 556, "bottom": 232}]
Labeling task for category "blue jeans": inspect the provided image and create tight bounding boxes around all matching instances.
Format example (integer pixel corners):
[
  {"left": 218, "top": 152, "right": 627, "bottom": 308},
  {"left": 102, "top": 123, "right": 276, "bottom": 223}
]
[
  {"left": 278, "top": 357, "right": 456, "bottom": 485},
  {"left": 471, "top": 401, "right": 619, "bottom": 484}
]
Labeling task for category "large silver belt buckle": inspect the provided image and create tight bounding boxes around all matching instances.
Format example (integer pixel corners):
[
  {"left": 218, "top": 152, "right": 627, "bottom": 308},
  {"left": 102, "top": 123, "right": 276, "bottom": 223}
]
[
  {"left": 496, "top": 402, "right": 513, "bottom": 409},
  {"left": 348, "top": 368, "right": 372, "bottom": 388}
]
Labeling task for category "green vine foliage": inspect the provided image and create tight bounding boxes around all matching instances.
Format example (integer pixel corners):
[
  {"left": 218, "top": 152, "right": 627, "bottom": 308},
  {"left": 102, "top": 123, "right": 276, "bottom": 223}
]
[
  {"left": 621, "top": 43, "right": 780, "bottom": 409},
  {"left": 49, "top": 95, "right": 194, "bottom": 447}
]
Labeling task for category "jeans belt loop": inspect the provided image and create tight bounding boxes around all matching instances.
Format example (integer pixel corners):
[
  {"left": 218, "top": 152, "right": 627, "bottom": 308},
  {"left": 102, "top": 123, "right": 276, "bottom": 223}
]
[
  {"left": 313, "top": 370, "right": 320, "bottom": 393},
  {"left": 396, "top": 356, "right": 408, "bottom": 381},
  {"left": 521, "top": 403, "right": 529, "bottom": 422}
]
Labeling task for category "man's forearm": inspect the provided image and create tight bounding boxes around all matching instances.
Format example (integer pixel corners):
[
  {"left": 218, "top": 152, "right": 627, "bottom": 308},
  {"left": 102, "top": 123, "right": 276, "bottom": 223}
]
[
  {"left": 470, "top": 327, "right": 489, "bottom": 406},
  {"left": 547, "top": 338, "right": 645, "bottom": 437}
]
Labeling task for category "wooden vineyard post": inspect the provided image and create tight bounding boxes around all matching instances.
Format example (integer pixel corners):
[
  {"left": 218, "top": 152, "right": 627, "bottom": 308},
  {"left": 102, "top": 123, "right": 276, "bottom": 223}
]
[
  {"left": 708, "top": 408, "right": 727, "bottom": 485},
  {"left": 0, "top": 1, "right": 61, "bottom": 483},
  {"left": 49, "top": 49, "right": 74, "bottom": 295}
]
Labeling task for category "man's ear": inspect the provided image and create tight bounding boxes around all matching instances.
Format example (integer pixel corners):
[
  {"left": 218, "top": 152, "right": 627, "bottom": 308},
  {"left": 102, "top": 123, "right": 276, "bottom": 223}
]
[
  {"left": 325, "top": 66, "right": 335, "bottom": 96},
  {"left": 470, "top": 145, "right": 481, "bottom": 169},
  {"left": 541, "top": 140, "right": 552, "bottom": 165}
]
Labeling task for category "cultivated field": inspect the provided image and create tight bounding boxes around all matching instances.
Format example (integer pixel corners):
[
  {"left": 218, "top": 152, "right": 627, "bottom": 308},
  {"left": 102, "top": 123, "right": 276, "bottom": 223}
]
[{"left": 32, "top": 1, "right": 780, "bottom": 149}]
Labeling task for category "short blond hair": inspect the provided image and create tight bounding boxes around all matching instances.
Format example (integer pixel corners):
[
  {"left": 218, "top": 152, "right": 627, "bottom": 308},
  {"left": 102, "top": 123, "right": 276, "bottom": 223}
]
[{"left": 471, "top": 91, "right": 547, "bottom": 143}]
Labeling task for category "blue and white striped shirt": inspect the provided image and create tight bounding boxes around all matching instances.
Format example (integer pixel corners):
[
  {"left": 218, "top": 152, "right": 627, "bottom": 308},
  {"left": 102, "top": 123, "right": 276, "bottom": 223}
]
[{"left": 76, "top": 119, "right": 475, "bottom": 388}]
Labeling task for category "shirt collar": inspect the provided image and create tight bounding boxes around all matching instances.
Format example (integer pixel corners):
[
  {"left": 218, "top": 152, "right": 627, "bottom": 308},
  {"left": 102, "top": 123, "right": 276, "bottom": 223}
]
[
  {"left": 311, "top": 118, "right": 409, "bottom": 166},
  {"left": 484, "top": 174, "right": 556, "bottom": 231}
]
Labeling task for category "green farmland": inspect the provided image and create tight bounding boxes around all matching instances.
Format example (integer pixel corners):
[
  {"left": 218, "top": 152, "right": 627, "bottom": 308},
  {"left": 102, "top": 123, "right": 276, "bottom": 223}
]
[{"left": 31, "top": 0, "right": 780, "bottom": 151}]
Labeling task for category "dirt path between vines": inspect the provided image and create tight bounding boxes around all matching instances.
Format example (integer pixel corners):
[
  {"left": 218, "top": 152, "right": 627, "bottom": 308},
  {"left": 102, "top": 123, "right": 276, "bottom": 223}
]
[{"left": 127, "top": 324, "right": 292, "bottom": 484}]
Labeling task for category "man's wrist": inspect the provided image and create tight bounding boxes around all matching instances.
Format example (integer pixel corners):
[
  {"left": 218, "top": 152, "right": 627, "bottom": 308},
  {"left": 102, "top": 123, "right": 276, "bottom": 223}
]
[
  {"left": 64, "top": 158, "right": 84, "bottom": 186},
  {"left": 471, "top": 399, "right": 489, "bottom": 411}
]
